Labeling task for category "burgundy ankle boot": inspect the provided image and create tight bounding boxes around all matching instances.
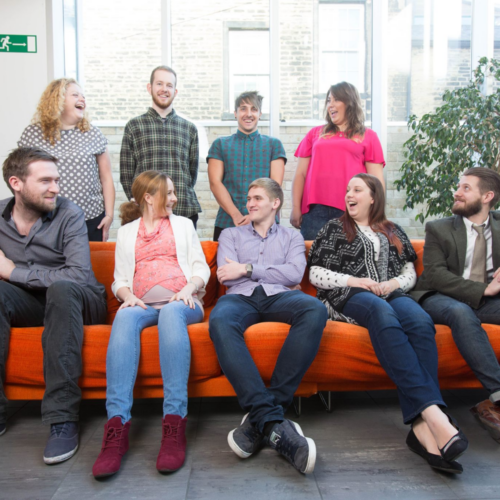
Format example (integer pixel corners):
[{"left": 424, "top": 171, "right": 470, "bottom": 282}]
[{"left": 156, "top": 414, "right": 187, "bottom": 472}]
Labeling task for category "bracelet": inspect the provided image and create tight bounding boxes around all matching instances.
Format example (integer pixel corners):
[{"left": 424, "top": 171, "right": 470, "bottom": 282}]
[{"left": 189, "top": 279, "right": 199, "bottom": 293}]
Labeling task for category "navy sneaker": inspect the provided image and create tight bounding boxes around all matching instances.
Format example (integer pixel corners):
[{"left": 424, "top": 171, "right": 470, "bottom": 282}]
[
  {"left": 0, "top": 422, "right": 6, "bottom": 436},
  {"left": 43, "top": 422, "right": 79, "bottom": 465},
  {"left": 228, "top": 414, "right": 305, "bottom": 459},
  {"left": 266, "top": 419, "right": 316, "bottom": 474}
]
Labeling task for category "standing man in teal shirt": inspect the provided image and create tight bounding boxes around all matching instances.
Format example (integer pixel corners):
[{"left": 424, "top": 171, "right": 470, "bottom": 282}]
[{"left": 207, "top": 91, "right": 286, "bottom": 241}]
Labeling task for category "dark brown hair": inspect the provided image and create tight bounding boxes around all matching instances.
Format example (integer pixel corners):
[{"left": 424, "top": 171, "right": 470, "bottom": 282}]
[
  {"left": 322, "top": 82, "right": 365, "bottom": 140},
  {"left": 340, "top": 173, "right": 403, "bottom": 254},
  {"left": 235, "top": 91, "right": 263, "bottom": 113},
  {"left": 3, "top": 147, "right": 58, "bottom": 194},
  {"left": 150, "top": 65, "right": 177, "bottom": 87},
  {"left": 120, "top": 171, "right": 176, "bottom": 225},
  {"left": 462, "top": 167, "right": 500, "bottom": 209}
]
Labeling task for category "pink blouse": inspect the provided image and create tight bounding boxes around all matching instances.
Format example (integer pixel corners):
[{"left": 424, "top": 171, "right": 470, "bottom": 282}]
[
  {"left": 133, "top": 217, "right": 187, "bottom": 299},
  {"left": 295, "top": 126, "right": 385, "bottom": 214}
]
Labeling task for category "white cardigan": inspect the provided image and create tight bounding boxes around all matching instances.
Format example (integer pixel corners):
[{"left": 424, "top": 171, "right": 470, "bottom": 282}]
[{"left": 112, "top": 214, "right": 211, "bottom": 302}]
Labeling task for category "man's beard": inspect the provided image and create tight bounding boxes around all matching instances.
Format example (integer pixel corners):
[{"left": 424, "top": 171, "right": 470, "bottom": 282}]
[
  {"left": 19, "top": 190, "right": 56, "bottom": 215},
  {"left": 152, "top": 92, "right": 175, "bottom": 110},
  {"left": 451, "top": 197, "right": 483, "bottom": 218}
]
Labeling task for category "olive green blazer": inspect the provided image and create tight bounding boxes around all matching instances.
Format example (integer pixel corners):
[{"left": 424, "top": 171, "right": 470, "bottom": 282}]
[{"left": 412, "top": 211, "right": 500, "bottom": 309}]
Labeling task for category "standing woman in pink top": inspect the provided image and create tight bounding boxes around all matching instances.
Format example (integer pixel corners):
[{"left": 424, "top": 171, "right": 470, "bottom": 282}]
[
  {"left": 291, "top": 81, "right": 385, "bottom": 240},
  {"left": 92, "top": 171, "right": 210, "bottom": 479}
]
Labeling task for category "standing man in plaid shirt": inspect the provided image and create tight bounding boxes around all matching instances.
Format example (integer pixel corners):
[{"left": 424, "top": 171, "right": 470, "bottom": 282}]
[
  {"left": 208, "top": 91, "right": 286, "bottom": 241},
  {"left": 120, "top": 66, "right": 201, "bottom": 227}
]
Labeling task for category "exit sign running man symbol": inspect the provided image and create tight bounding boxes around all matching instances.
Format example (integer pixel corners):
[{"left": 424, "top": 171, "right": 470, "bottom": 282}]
[{"left": 0, "top": 35, "right": 37, "bottom": 53}]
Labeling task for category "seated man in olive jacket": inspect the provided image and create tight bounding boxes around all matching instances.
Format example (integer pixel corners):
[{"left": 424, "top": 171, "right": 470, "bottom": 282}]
[{"left": 413, "top": 167, "right": 500, "bottom": 443}]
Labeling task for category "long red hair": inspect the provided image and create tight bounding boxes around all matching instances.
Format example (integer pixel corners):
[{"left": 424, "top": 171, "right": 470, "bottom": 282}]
[{"left": 340, "top": 173, "right": 403, "bottom": 254}]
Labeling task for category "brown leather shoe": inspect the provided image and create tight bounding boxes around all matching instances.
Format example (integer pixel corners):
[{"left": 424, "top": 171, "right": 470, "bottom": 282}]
[
  {"left": 92, "top": 417, "right": 131, "bottom": 478},
  {"left": 470, "top": 399, "right": 500, "bottom": 443},
  {"left": 156, "top": 415, "right": 187, "bottom": 472}
]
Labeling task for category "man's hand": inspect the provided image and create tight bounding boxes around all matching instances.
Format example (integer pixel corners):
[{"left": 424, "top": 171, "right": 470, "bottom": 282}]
[
  {"left": 231, "top": 211, "right": 251, "bottom": 227},
  {"left": 484, "top": 278, "right": 500, "bottom": 297},
  {"left": 0, "top": 250, "right": 15, "bottom": 281},
  {"left": 217, "top": 257, "right": 247, "bottom": 284}
]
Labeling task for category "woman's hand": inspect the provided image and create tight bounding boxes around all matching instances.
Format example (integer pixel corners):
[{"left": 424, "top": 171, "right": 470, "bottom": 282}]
[
  {"left": 169, "top": 283, "right": 197, "bottom": 309},
  {"left": 379, "top": 279, "right": 400, "bottom": 295},
  {"left": 290, "top": 207, "right": 303, "bottom": 229},
  {"left": 347, "top": 277, "right": 384, "bottom": 296},
  {"left": 98, "top": 214, "right": 113, "bottom": 242},
  {"left": 119, "top": 293, "right": 147, "bottom": 310}
]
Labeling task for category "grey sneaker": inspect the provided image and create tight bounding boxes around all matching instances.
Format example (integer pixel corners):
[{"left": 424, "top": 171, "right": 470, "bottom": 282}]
[
  {"left": 266, "top": 419, "right": 316, "bottom": 474},
  {"left": 228, "top": 414, "right": 305, "bottom": 459},
  {"left": 228, "top": 413, "right": 264, "bottom": 458},
  {"left": 43, "top": 422, "right": 79, "bottom": 465}
]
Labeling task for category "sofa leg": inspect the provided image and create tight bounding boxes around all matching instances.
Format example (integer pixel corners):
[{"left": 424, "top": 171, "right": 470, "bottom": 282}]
[
  {"left": 318, "top": 391, "right": 333, "bottom": 413},
  {"left": 292, "top": 396, "right": 302, "bottom": 417}
]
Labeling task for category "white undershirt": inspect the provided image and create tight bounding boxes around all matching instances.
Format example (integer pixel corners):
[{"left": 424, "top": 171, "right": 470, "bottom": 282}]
[
  {"left": 309, "top": 225, "right": 417, "bottom": 291},
  {"left": 462, "top": 216, "right": 493, "bottom": 281}
]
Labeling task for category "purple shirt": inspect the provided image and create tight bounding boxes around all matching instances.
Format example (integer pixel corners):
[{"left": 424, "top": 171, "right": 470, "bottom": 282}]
[{"left": 217, "top": 223, "right": 306, "bottom": 296}]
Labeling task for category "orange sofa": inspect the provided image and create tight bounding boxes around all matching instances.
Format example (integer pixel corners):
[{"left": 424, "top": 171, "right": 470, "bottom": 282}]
[{"left": 5, "top": 240, "right": 500, "bottom": 403}]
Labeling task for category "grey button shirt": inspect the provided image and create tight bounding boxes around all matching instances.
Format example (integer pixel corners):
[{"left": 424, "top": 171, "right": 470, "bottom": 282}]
[{"left": 0, "top": 196, "right": 106, "bottom": 297}]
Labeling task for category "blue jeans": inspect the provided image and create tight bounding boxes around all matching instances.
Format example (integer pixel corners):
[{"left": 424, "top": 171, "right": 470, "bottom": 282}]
[
  {"left": 209, "top": 286, "right": 328, "bottom": 433},
  {"left": 343, "top": 292, "right": 444, "bottom": 424},
  {"left": 106, "top": 301, "right": 203, "bottom": 422},
  {"left": 300, "top": 204, "right": 344, "bottom": 241},
  {"left": 421, "top": 293, "right": 500, "bottom": 402}
]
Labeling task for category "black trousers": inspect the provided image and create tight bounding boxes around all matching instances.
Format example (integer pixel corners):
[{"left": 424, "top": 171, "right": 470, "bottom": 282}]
[
  {"left": 0, "top": 280, "right": 107, "bottom": 425},
  {"left": 86, "top": 211, "right": 106, "bottom": 242}
]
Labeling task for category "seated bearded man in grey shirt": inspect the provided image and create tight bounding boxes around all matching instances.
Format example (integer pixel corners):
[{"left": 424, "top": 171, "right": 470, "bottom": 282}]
[
  {"left": 0, "top": 147, "right": 107, "bottom": 465},
  {"left": 209, "top": 178, "right": 328, "bottom": 475}
]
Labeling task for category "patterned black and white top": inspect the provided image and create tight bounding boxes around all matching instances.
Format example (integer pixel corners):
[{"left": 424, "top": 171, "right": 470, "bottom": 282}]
[
  {"left": 18, "top": 124, "right": 108, "bottom": 220},
  {"left": 307, "top": 218, "right": 417, "bottom": 323}
]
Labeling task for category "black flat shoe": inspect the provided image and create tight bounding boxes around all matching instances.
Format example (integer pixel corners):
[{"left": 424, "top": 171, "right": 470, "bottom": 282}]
[
  {"left": 406, "top": 428, "right": 463, "bottom": 474},
  {"left": 439, "top": 413, "right": 469, "bottom": 462}
]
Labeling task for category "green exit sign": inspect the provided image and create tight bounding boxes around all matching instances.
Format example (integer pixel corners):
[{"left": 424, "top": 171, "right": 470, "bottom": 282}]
[{"left": 0, "top": 34, "right": 37, "bottom": 53}]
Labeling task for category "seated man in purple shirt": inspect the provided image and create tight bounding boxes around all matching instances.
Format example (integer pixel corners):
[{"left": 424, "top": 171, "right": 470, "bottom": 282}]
[
  {"left": 209, "top": 178, "right": 328, "bottom": 474},
  {"left": 0, "top": 147, "right": 107, "bottom": 464}
]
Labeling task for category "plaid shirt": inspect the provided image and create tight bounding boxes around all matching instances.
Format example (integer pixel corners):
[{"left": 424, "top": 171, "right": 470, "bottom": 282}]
[
  {"left": 120, "top": 108, "right": 201, "bottom": 217},
  {"left": 207, "top": 130, "right": 286, "bottom": 228}
]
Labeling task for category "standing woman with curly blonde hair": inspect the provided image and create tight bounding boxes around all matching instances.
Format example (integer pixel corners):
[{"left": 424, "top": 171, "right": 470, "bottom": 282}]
[{"left": 18, "top": 78, "right": 115, "bottom": 241}]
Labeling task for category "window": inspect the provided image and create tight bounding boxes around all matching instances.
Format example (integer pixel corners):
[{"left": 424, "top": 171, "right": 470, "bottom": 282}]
[
  {"left": 63, "top": 0, "right": 78, "bottom": 79},
  {"left": 318, "top": 3, "right": 366, "bottom": 93},
  {"left": 228, "top": 29, "right": 270, "bottom": 114}
]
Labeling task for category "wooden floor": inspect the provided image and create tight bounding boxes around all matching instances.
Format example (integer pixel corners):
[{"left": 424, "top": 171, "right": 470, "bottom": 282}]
[{"left": 1, "top": 388, "right": 500, "bottom": 500}]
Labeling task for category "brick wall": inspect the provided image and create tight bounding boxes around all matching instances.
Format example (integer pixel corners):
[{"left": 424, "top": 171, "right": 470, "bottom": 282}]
[{"left": 102, "top": 123, "right": 425, "bottom": 242}]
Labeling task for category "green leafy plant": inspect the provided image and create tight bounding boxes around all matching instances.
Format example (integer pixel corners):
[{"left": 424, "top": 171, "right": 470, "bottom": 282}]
[{"left": 395, "top": 57, "right": 500, "bottom": 223}]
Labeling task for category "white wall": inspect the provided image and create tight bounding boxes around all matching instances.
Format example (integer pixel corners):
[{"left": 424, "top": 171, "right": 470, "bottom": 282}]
[{"left": 0, "top": 0, "right": 48, "bottom": 199}]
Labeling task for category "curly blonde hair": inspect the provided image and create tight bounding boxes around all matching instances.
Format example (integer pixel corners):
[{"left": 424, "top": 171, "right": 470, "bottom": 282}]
[{"left": 33, "top": 78, "right": 91, "bottom": 145}]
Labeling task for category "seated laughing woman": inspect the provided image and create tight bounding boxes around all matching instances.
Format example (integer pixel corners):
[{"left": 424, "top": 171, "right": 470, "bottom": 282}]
[
  {"left": 92, "top": 171, "right": 210, "bottom": 478},
  {"left": 307, "top": 173, "right": 469, "bottom": 474}
]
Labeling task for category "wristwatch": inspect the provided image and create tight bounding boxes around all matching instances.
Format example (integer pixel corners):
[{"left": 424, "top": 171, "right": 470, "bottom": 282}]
[{"left": 245, "top": 263, "right": 253, "bottom": 278}]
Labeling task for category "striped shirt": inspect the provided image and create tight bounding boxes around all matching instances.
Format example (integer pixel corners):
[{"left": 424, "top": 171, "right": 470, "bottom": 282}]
[
  {"left": 207, "top": 130, "right": 286, "bottom": 228},
  {"left": 120, "top": 108, "right": 201, "bottom": 218},
  {"left": 217, "top": 222, "right": 306, "bottom": 296}
]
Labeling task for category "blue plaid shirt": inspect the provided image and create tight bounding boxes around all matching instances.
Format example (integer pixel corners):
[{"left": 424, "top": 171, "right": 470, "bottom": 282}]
[{"left": 207, "top": 130, "right": 286, "bottom": 229}]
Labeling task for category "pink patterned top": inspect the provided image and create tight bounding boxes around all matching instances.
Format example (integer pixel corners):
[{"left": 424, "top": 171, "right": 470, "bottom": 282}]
[{"left": 133, "top": 217, "right": 187, "bottom": 299}]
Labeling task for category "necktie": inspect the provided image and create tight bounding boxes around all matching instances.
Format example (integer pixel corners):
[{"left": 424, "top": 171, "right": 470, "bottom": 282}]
[{"left": 470, "top": 224, "right": 487, "bottom": 283}]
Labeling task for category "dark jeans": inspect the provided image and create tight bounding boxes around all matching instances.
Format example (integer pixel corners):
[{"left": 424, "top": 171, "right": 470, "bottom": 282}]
[
  {"left": 213, "top": 226, "right": 224, "bottom": 242},
  {"left": 0, "top": 280, "right": 107, "bottom": 425},
  {"left": 188, "top": 214, "right": 199, "bottom": 229},
  {"left": 421, "top": 293, "right": 500, "bottom": 402},
  {"left": 209, "top": 286, "right": 327, "bottom": 433},
  {"left": 86, "top": 211, "right": 106, "bottom": 242},
  {"left": 300, "top": 204, "right": 344, "bottom": 241},
  {"left": 343, "top": 292, "right": 444, "bottom": 424}
]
